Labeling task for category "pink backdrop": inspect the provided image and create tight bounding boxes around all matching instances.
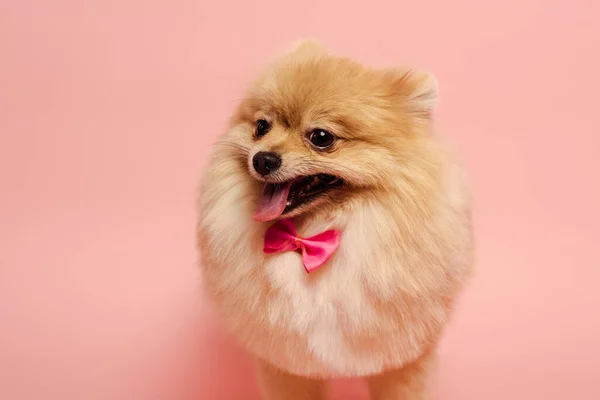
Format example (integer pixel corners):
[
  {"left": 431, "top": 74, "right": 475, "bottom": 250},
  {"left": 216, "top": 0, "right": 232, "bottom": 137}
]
[{"left": 1, "top": 1, "right": 599, "bottom": 399}]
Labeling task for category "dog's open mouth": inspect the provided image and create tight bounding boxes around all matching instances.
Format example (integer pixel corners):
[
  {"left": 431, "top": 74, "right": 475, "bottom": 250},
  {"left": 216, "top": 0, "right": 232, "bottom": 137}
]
[{"left": 254, "top": 174, "right": 343, "bottom": 222}]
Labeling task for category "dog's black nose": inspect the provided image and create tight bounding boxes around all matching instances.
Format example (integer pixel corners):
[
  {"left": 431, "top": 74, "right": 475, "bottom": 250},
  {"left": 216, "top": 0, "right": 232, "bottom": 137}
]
[{"left": 252, "top": 151, "right": 282, "bottom": 176}]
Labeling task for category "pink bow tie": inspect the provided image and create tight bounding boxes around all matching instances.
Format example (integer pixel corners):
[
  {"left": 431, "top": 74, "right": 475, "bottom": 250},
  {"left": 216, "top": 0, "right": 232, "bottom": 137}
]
[{"left": 263, "top": 219, "right": 341, "bottom": 273}]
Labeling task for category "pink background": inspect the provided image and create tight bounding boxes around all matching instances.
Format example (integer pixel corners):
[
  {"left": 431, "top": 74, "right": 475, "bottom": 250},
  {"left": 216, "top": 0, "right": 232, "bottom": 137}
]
[{"left": 1, "top": 1, "right": 599, "bottom": 399}]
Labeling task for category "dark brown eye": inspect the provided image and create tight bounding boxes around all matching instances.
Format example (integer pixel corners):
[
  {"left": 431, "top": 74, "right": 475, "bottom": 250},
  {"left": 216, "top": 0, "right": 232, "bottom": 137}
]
[
  {"left": 255, "top": 119, "right": 270, "bottom": 138},
  {"left": 309, "top": 129, "right": 335, "bottom": 149}
]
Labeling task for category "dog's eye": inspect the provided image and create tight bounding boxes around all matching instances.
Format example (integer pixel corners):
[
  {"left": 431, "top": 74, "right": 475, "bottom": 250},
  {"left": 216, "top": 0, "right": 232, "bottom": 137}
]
[
  {"left": 308, "top": 129, "right": 335, "bottom": 149},
  {"left": 255, "top": 119, "right": 271, "bottom": 138}
]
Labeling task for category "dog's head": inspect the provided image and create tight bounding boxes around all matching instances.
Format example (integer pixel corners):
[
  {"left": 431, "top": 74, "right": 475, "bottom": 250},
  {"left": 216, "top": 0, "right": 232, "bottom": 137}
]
[{"left": 218, "top": 40, "right": 439, "bottom": 222}]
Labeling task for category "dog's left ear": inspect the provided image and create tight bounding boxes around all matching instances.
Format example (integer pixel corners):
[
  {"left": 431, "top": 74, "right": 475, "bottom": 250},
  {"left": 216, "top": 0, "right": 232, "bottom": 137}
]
[{"left": 387, "top": 68, "right": 439, "bottom": 118}]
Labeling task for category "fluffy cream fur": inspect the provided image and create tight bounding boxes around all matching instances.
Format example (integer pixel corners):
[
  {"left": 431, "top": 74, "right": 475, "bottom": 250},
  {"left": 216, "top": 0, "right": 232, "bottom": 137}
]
[{"left": 197, "top": 40, "right": 474, "bottom": 399}]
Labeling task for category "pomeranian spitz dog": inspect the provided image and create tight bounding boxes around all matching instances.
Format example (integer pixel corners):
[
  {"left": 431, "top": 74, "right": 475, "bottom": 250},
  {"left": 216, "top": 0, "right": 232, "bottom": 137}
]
[{"left": 197, "top": 40, "right": 474, "bottom": 400}]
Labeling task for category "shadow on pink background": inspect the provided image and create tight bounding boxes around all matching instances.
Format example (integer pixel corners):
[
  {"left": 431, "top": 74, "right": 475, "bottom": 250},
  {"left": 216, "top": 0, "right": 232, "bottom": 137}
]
[{"left": 1, "top": 1, "right": 599, "bottom": 399}]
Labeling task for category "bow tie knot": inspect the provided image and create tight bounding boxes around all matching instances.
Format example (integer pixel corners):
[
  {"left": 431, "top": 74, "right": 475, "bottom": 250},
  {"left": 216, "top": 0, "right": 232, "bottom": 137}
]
[
  {"left": 293, "top": 237, "right": 304, "bottom": 248},
  {"left": 263, "top": 219, "right": 341, "bottom": 273}
]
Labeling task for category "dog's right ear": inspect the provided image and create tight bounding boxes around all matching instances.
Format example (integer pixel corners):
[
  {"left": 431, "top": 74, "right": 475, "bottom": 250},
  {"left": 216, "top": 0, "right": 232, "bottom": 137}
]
[{"left": 286, "top": 38, "right": 328, "bottom": 59}]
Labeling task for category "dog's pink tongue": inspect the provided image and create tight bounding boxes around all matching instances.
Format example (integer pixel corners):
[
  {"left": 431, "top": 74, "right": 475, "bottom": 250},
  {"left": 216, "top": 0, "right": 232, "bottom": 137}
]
[{"left": 254, "top": 182, "right": 292, "bottom": 222}]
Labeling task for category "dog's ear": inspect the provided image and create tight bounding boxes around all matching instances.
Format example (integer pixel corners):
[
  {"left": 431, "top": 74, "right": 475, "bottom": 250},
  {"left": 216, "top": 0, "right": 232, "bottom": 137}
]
[
  {"left": 386, "top": 68, "right": 439, "bottom": 118},
  {"left": 286, "top": 38, "right": 328, "bottom": 59}
]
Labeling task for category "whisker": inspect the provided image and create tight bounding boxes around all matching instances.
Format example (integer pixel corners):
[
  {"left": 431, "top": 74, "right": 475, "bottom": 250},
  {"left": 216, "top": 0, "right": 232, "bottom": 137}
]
[
  {"left": 211, "top": 140, "right": 251, "bottom": 156},
  {"left": 296, "top": 160, "right": 357, "bottom": 177}
]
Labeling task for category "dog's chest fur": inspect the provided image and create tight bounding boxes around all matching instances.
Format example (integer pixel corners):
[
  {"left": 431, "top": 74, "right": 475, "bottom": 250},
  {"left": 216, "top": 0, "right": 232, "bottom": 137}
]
[
  {"left": 201, "top": 197, "right": 460, "bottom": 377},
  {"left": 261, "top": 220, "right": 380, "bottom": 376}
]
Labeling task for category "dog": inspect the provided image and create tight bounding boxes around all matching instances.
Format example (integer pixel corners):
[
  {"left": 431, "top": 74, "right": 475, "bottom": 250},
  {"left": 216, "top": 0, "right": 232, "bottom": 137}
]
[{"left": 197, "top": 40, "right": 474, "bottom": 400}]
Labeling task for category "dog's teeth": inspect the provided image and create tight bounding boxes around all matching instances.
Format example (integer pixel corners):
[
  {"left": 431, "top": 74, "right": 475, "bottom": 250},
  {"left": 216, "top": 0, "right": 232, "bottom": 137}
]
[{"left": 286, "top": 201, "right": 291, "bottom": 206}]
